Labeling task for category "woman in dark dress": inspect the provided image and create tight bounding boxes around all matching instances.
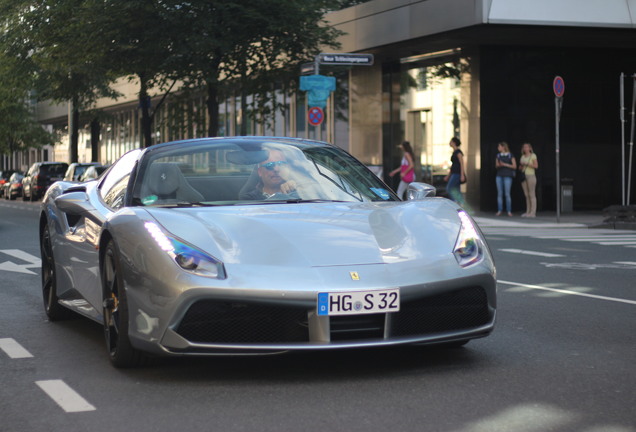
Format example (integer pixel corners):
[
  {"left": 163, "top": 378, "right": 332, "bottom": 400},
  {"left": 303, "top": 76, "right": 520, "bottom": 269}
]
[{"left": 444, "top": 137, "right": 466, "bottom": 205}]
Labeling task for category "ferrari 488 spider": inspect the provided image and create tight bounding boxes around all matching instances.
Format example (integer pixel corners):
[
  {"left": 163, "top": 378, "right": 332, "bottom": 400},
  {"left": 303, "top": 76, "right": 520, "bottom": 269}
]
[{"left": 39, "top": 137, "right": 496, "bottom": 367}]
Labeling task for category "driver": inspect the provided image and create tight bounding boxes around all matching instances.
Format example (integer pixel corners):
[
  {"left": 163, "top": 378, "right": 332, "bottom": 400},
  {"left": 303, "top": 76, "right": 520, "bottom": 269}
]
[{"left": 240, "top": 149, "right": 298, "bottom": 200}]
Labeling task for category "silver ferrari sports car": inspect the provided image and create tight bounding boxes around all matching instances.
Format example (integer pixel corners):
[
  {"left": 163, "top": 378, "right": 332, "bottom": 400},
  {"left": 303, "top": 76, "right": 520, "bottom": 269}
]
[{"left": 39, "top": 137, "right": 496, "bottom": 367}]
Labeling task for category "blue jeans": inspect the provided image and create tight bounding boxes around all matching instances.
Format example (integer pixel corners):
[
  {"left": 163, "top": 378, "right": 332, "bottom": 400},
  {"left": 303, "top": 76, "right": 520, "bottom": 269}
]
[
  {"left": 496, "top": 175, "right": 513, "bottom": 213},
  {"left": 447, "top": 173, "right": 464, "bottom": 205}
]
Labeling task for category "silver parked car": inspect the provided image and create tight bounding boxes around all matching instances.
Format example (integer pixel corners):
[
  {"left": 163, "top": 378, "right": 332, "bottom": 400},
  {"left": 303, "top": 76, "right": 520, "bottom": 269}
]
[{"left": 39, "top": 137, "right": 496, "bottom": 368}]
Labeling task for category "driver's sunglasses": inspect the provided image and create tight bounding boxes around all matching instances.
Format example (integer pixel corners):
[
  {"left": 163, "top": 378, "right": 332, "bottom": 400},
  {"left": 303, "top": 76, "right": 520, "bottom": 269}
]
[{"left": 259, "top": 160, "right": 288, "bottom": 170}]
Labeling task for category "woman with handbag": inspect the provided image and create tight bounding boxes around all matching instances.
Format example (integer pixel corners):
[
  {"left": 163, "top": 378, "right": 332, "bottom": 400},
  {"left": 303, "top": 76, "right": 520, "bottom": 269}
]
[
  {"left": 444, "top": 137, "right": 466, "bottom": 205},
  {"left": 389, "top": 141, "right": 415, "bottom": 199},
  {"left": 519, "top": 142, "right": 539, "bottom": 217}
]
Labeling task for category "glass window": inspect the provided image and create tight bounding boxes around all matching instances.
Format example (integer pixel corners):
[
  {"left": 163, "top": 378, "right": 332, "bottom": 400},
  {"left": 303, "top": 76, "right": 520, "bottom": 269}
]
[
  {"left": 133, "top": 139, "right": 398, "bottom": 206},
  {"left": 99, "top": 149, "right": 142, "bottom": 208}
]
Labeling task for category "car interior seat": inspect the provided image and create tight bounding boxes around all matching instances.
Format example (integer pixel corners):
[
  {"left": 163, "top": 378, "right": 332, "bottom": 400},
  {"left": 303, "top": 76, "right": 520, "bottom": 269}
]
[
  {"left": 144, "top": 162, "right": 204, "bottom": 202},
  {"left": 237, "top": 167, "right": 261, "bottom": 200}
]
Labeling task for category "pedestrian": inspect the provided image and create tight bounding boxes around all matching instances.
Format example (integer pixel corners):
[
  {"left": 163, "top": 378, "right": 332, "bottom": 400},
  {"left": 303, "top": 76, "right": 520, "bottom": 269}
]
[
  {"left": 389, "top": 141, "right": 415, "bottom": 199},
  {"left": 444, "top": 137, "right": 466, "bottom": 205},
  {"left": 519, "top": 142, "right": 539, "bottom": 217},
  {"left": 495, "top": 141, "right": 516, "bottom": 216}
]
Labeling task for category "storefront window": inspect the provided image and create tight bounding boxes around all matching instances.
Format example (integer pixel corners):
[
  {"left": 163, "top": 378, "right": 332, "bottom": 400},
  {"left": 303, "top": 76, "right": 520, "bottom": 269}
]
[{"left": 400, "top": 58, "right": 462, "bottom": 183}]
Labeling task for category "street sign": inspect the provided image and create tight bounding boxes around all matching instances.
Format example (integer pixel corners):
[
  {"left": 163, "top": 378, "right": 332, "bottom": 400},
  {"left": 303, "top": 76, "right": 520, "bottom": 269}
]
[
  {"left": 300, "top": 62, "right": 316, "bottom": 75},
  {"left": 318, "top": 53, "right": 374, "bottom": 66},
  {"left": 308, "top": 107, "right": 324, "bottom": 126},
  {"left": 553, "top": 76, "right": 565, "bottom": 98},
  {"left": 299, "top": 75, "right": 336, "bottom": 109}
]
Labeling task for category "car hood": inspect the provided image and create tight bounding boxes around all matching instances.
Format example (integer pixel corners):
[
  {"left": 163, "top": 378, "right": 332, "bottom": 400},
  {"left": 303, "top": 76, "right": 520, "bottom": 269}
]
[{"left": 144, "top": 200, "right": 462, "bottom": 267}]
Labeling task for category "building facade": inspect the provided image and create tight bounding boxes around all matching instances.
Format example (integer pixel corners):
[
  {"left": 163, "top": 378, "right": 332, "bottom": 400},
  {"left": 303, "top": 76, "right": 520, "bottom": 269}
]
[{"left": 21, "top": 0, "right": 636, "bottom": 210}]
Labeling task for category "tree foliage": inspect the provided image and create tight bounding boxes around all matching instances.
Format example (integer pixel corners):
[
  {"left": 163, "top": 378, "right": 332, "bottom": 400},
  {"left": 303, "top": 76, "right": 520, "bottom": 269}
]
[
  {"left": 0, "top": 53, "right": 57, "bottom": 156},
  {"left": 0, "top": 0, "right": 349, "bottom": 152},
  {"left": 1, "top": 0, "right": 121, "bottom": 161},
  {"left": 165, "top": 0, "right": 344, "bottom": 137}
]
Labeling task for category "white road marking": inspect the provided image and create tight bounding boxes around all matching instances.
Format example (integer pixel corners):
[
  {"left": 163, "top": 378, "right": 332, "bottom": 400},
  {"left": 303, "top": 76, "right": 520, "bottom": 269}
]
[
  {"left": 536, "top": 235, "right": 636, "bottom": 240},
  {"left": 598, "top": 241, "right": 636, "bottom": 245},
  {"left": 35, "top": 380, "right": 96, "bottom": 413},
  {"left": 0, "top": 249, "right": 41, "bottom": 275},
  {"left": 498, "top": 249, "right": 565, "bottom": 257},
  {"left": 499, "top": 280, "right": 636, "bottom": 305},
  {"left": 0, "top": 338, "right": 33, "bottom": 358}
]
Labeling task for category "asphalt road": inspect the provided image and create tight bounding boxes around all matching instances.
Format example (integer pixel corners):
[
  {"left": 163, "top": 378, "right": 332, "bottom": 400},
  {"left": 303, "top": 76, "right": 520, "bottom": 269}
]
[{"left": 1, "top": 200, "right": 634, "bottom": 432}]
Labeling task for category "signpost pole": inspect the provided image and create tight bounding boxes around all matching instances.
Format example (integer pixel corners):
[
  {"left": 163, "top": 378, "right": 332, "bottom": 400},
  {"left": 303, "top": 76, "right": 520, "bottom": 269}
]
[
  {"left": 555, "top": 96, "right": 561, "bottom": 222},
  {"left": 553, "top": 76, "right": 565, "bottom": 223},
  {"left": 620, "top": 73, "right": 626, "bottom": 205}
]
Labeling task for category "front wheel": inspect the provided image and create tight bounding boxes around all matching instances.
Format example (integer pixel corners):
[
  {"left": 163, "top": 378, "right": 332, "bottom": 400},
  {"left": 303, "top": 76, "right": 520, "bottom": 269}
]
[
  {"left": 41, "top": 225, "right": 72, "bottom": 320},
  {"left": 102, "top": 240, "right": 146, "bottom": 368}
]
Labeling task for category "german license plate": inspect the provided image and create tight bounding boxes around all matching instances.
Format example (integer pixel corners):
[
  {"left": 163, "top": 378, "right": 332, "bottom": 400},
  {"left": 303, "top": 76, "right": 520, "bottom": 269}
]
[{"left": 317, "top": 288, "right": 400, "bottom": 316}]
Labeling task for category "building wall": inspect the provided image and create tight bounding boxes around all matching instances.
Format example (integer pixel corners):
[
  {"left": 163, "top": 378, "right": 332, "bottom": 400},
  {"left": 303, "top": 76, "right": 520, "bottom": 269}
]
[
  {"left": 479, "top": 45, "right": 636, "bottom": 211},
  {"left": 349, "top": 64, "right": 383, "bottom": 166},
  {"left": 24, "top": 0, "right": 636, "bottom": 209}
]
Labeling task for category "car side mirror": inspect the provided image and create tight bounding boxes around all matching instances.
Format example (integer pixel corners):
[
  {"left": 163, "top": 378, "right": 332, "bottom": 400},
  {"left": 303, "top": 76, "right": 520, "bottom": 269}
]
[
  {"left": 55, "top": 191, "right": 95, "bottom": 215},
  {"left": 406, "top": 182, "right": 437, "bottom": 200}
]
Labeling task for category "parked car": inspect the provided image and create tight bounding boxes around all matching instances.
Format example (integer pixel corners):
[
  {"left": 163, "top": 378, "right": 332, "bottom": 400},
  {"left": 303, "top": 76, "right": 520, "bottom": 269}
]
[
  {"left": 40, "top": 137, "right": 496, "bottom": 368},
  {"left": 64, "top": 162, "right": 100, "bottom": 182},
  {"left": 3, "top": 172, "right": 24, "bottom": 200},
  {"left": 0, "top": 170, "right": 19, "bottom": 198},
  {"left": 79, "top": 164, "right": 110, "bottom": 182},
  {"left": 22, "top": 162, "right": 69, "bottom": 201}
]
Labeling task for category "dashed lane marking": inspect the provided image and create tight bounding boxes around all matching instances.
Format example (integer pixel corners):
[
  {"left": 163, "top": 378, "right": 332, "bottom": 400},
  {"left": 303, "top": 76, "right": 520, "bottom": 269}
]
[
  {"left": 35, "top": 380, "right": 96, "bottom": 413},
  {"left": 498, "top": 249, "right": 565, "bottom": 257},
  {"left": 0, "top": 338, "right": 33, "bottom": 358}
]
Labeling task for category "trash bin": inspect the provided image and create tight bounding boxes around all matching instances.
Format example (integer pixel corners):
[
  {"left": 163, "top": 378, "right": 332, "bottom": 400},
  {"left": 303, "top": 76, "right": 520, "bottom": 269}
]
[{"left": 561, "top": 178, "right": 573, "bottom": 213}]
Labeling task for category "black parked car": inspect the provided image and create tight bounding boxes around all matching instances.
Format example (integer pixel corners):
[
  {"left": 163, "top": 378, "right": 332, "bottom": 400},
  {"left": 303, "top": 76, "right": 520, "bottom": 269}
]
[{"left": 22, "top": 162, "right": 69, "bottom": 202}]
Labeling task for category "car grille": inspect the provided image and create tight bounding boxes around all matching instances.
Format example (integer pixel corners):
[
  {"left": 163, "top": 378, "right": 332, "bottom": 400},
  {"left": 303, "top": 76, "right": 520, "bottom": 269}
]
[
  {"left": 175, "top": 301, "right": 309, "bottom": 343},
  {"left": 174, "top": 286, "right": 490, "bottom": 345},
  {"left": 390, "top": 286, "right": 490, "bottom": 336}
]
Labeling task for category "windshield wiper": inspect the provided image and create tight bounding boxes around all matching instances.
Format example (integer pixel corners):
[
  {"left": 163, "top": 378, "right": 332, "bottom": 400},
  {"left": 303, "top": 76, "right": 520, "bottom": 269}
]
[
  {"left": 155, "top": 201, "right": 228, "bottom": 208},
  {"left": 242, "top": 199, "right": 349, "bottom": 205}
]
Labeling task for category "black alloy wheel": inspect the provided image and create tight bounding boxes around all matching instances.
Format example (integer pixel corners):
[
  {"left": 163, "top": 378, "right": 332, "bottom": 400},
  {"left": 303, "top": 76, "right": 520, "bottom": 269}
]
[
  {"left": 102, "top": 240, "right": 146, "bottom": 368},
  {"left": 41, "top": 225, "right": 72, "bottom": 320}
]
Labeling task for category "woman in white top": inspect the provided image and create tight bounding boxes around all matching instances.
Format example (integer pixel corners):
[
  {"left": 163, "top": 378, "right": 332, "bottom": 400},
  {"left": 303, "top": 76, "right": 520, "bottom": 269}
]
[{"left": 519, "top": 142, "right": 539, "bottom": 217}]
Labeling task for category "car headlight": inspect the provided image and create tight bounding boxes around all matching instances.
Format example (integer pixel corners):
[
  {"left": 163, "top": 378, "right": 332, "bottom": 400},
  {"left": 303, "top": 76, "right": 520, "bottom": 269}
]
[
  {"left": 453, "top": 210, "right": 484, "bottom": 267},
  {"left": 145, "top": 221, "right": 226, "bottom": 279}
]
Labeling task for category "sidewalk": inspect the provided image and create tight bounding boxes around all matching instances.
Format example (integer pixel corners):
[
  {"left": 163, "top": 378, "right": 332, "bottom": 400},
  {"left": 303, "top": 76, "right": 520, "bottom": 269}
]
[{"left": 471, "top": 211, "right": 632, "bottom": 229}]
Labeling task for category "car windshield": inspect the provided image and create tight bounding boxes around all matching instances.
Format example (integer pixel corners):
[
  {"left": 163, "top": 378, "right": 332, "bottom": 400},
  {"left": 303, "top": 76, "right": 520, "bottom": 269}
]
[{"left": 133, "top": 139, "right": 398, "bottom": 206}]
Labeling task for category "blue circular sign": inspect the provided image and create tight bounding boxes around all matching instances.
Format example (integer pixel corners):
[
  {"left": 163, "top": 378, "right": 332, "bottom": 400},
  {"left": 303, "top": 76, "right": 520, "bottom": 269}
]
[
  {"left": 553, "top": 76, "right": 565, "bottom": 98},
  {"left": 308, "top": 106, "right": 324, "bottom": 126}
]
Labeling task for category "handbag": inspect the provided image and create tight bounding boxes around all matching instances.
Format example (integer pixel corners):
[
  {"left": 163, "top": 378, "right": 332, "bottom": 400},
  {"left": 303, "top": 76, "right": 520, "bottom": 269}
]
[
  {"left": 518, "top": 165, "right": 526, "bottom": 182},
  {"left": 400, "top": 165, "right": 414, "bottom": 183}
]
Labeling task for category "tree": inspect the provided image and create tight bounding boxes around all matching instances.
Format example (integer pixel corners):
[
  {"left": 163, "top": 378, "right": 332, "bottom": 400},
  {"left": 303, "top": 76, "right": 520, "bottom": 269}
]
[
  {"left": 0, "top": 53, "right": 57, "bottom": 157},
  {"left": 167, "top": 0, "right": 344, "bottom": 137},
  {"left": 100, "top": 0, "right": 184, "bottom": 147},
  {"left": 1, "top": 0, "right": 121, "bottom": 162}
]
